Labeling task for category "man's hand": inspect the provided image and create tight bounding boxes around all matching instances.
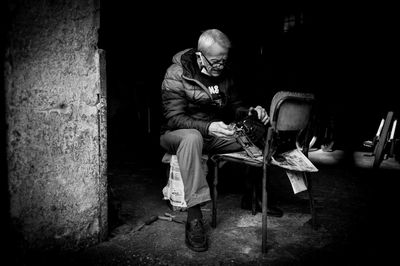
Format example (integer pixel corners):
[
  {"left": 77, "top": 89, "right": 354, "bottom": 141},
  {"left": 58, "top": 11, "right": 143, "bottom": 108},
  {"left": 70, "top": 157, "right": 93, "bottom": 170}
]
[
  {"left": 249, "top": 106, "right": 269, "bottom": 125},
  {"left": 208, "top": 121, "right": 235, "bottom": 138}
]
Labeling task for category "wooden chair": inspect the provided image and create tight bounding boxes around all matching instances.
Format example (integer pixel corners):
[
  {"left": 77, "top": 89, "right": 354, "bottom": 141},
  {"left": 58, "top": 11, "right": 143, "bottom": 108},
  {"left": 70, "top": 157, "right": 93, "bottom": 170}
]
[{"left": 210, "top": 91, "right": 317, "bottom": 254}]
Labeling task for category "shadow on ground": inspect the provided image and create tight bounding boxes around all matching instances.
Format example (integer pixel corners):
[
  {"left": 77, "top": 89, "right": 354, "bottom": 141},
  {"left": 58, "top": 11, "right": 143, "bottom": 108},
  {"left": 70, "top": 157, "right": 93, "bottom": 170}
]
[{"left": 8, "top": 150, "right": 400, "bottom": 265}]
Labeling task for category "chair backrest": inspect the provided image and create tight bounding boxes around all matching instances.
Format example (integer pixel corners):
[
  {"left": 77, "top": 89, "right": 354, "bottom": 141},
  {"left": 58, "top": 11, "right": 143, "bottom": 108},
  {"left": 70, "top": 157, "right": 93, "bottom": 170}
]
[{"left": 269, "top": 91, "right": 315, "bottom": 132}]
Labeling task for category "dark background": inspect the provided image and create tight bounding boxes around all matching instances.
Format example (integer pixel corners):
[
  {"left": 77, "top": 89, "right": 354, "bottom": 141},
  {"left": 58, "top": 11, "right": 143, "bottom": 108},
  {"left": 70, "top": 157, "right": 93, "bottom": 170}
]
[
  {"left": 0, "top": 3, "right": 397, "bottom": 186},
  {"left": 98, "top": 2, "right": 398, "bottom": 164},
  {"left": 0, "top": 1, "right": 398, "bottom": 261}
]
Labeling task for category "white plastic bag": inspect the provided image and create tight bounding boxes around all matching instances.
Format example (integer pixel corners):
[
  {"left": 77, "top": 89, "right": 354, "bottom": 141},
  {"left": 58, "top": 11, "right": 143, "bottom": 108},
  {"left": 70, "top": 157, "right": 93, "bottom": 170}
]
[{"left": 162, "top": 154, "right": 208, "bottom": 210}]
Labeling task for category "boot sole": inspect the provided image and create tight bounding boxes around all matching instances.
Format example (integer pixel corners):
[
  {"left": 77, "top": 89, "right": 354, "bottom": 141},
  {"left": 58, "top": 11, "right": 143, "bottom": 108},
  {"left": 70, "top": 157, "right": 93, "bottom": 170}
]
[{"left": 185, "top": 237, "right": 208, "bottom": 252}]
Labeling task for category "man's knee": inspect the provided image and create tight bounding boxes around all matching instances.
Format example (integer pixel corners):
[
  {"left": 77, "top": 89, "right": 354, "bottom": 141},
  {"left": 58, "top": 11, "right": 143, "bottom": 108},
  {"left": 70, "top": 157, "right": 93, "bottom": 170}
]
[{"left": 181, "top": 129, "right": 203, "bottom": 146}]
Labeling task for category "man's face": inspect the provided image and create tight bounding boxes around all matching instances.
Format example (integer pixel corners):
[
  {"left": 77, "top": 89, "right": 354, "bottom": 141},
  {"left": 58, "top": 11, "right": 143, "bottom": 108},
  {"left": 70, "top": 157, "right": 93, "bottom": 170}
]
[{"left": 201, "top": 43, "right": 229, "bottom": 77}]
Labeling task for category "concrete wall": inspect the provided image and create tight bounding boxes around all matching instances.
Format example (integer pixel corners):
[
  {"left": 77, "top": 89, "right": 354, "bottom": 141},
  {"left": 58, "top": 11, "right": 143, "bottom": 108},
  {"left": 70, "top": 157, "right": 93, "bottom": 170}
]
[{"left": 4, "top": 0, "right": 107, "bottom": 250}]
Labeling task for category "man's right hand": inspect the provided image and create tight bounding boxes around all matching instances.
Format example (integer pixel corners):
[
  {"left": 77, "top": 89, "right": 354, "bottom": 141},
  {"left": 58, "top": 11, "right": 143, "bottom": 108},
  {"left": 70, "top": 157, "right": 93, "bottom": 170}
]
[{"left": 208, "top": 121, "right": 235, "bottom": 138}]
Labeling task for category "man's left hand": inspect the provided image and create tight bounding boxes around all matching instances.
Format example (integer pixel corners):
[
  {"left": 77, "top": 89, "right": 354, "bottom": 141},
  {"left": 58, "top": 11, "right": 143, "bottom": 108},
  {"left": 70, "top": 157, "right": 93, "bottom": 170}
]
[{"left": 249, "top": 106, "right": 269, "bottom": 125}]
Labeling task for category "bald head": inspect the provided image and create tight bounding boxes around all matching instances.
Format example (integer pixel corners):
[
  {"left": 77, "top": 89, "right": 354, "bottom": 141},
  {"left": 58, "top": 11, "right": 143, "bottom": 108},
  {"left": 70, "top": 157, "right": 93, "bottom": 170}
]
[
  {"left": 196, "top": 29, "right": 231, "bottom": 77},
  {"left": 197, "top": 29, "right": 231, "bottom": 55}
]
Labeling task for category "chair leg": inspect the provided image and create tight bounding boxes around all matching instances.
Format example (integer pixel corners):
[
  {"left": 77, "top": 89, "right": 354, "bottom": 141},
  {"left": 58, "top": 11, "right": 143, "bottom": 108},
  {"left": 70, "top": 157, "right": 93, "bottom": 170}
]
[
  {"left": 245, "top": 166, "right": 257, "bottom": 215},
  {"left": 251, "top": 178, "right": 257, "bottom": 215},
  {"left": 261, "top": 164, "right": 268, "bottom": 254},
  {"left": 304, "top": 172, "right": 317, "bottom": 229},
  {"left": 211, "top": 161, "right": 219, "bottom": 228}
]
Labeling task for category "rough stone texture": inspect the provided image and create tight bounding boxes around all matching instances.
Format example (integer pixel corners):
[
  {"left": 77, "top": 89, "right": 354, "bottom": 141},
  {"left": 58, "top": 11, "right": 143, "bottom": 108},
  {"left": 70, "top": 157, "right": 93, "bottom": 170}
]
[{"left": 4, "top": 0, "right": 107, "bottom": 250}]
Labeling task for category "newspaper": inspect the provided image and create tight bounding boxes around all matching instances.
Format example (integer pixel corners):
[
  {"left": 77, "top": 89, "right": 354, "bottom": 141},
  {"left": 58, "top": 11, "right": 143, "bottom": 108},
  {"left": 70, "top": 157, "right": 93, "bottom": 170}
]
[
  {"left": 219, "top": 148, "right": 318, "bottom": 172},
  {"left": 272, "top": 148, "right": 317, "bottom": 194},
  {"left": 219, "top": 151, "right": 262, "bottom": 163},
  {"left": 271, "top": 148, "right": 318, "bottom": 172},
  {"left": 219, "top": 148, "right": 317, "bottom": 194},
  {"left": 286, "top": 170, "right": 307, "bottom": 194}
]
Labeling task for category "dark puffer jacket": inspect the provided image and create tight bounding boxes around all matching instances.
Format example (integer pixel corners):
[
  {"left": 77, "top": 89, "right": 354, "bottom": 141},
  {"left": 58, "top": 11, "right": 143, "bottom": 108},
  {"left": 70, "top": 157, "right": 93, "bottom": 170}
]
[{"left": 161, "top": 48, "right": 246, "bottom": 136}]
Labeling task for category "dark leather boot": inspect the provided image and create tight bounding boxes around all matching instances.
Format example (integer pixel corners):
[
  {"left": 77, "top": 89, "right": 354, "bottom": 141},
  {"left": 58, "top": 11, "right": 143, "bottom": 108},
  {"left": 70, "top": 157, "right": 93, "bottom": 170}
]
[{"left": 185, "top": 219, "right": 208, "bottom": 252}]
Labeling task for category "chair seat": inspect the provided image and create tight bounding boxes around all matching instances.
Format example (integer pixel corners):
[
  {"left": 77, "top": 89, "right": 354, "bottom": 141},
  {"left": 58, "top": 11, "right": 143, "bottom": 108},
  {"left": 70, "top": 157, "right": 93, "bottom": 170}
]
[{"left": 211, "top": 151, "right": 263, "bottom": 167}]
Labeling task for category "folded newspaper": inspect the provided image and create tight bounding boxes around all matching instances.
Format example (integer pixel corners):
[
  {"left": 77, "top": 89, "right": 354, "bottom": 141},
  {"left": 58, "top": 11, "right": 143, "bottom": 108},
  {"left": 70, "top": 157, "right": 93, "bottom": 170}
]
[
  {"left": 220, "top": 148, "right": 317, "bottom": 172},
  {"left": 286, "top": 170, "right": 308, "bottom": 194},
  {"left": 272, "top": 149, "right": 318, "bottom": 194},
  {"left": 271, "top": 148, "right": 318, "bottom": 172},
  {"left": 220, "top": 148, "right": 318, "bottom": 194}
]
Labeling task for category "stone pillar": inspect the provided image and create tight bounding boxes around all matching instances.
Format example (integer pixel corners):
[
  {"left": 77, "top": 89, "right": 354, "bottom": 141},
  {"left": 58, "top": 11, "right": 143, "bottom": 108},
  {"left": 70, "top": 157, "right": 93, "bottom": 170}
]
[{"left": 4, "top": 0, "right": 107, "bottom": 250}]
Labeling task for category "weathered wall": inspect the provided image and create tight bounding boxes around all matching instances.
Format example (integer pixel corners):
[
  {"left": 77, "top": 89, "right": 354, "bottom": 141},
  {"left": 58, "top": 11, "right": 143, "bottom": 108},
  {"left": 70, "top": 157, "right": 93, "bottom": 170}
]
[{"left": 4, "top": 0, "right": 107, "bottom": 250}]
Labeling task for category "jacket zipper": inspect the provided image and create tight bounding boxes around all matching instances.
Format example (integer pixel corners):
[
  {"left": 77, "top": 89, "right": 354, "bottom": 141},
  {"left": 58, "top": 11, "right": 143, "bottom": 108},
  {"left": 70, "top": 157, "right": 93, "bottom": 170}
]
[{"left": 182, "top": 75, "right": 213, "bottom": 99}]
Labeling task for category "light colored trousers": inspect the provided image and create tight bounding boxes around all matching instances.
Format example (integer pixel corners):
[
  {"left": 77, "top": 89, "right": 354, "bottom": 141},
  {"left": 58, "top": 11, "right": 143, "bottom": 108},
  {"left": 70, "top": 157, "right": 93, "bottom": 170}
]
[{"left": 160, "top": 129, "right": 242, "bottom": 208}]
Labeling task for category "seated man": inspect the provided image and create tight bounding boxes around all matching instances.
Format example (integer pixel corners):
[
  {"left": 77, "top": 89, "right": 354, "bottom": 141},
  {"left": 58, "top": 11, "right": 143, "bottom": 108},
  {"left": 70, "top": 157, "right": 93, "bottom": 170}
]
[{"left": 160, "top": 29, "right": 282, "bottom": 252}]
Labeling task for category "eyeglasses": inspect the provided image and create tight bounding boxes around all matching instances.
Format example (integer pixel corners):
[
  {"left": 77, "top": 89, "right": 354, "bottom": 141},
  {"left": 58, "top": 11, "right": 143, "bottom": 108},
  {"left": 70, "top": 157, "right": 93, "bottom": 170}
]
[{"left": 200, "top": 51, "right": 228, "bottom": 68}]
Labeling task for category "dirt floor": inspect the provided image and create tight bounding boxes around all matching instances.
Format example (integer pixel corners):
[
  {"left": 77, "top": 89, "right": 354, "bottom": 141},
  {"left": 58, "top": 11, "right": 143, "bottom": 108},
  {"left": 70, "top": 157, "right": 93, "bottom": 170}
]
[{"left": 8, "top": 149, "right": 400, "bottom": 266}]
